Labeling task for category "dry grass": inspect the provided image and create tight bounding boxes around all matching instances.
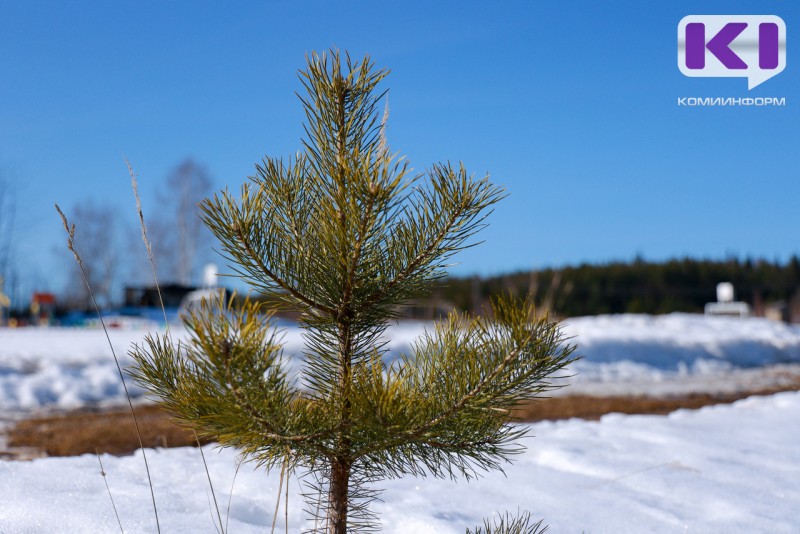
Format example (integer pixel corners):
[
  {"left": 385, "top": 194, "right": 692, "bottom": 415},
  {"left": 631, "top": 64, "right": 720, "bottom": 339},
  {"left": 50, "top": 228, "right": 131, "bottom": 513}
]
[
  {"left": 7, "top": 380, "right": 799, "bottom": 459},
  {"left": 8, "top": 405, "right": 210, "bottom": 457},
  {"left": 513, "top": 385, "right": 800, "bottom": 421}
]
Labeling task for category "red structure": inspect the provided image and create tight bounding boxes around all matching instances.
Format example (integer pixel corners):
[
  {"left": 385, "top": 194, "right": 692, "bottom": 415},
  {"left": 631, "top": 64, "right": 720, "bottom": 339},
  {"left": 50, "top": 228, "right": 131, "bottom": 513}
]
[{"left": 30, "top": 293, "right": 56, "bottom": 326}]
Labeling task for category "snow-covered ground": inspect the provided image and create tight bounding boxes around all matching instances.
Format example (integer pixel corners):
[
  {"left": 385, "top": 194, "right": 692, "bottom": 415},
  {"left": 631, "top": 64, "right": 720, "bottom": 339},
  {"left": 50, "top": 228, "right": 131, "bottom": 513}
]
[
  {"left": 2, "top": 391, "right": 798, "bottom": 532},
  {"left": 0, "top": 320, "right": 420, "bottom": 415},
  {"left": 2, "top": 313, "right": 800, "bottom": 414},
  {"left": 2, "top": 313, "right": 800, "bottom": 532},
  {"left": 563, "top": 313, "right": 800, "bottom": 396}
]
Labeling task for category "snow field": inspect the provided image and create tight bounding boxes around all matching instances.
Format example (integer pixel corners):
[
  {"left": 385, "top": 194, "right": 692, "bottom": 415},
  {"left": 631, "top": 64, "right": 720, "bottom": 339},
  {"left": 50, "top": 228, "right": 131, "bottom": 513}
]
[
  {"left": 1, "top": 391, "right": 798, "bottom": 532},
  {"left": 3, "top": 313, "right": 800, "bottom": 413},
  {"left": 2, "top": 313, "right": 800, "bottom": 532}
]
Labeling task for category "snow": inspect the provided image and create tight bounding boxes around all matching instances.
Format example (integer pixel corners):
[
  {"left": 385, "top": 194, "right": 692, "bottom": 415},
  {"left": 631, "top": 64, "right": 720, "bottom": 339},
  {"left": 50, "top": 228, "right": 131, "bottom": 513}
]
[
  {"left": 560, "top": 313, "right": 800, "bottom": 396},
  {"left": 2, "top": 313, "right": 800, "bottom": 532},
  {"left": 1, "top": 392, "right": 798, "bottom": 532},
  {"left": 2, "top": 313, "right": 800, "bottom": 414},
  {"left": 0, "top": 321, "right": 422, "bottom": 415}
]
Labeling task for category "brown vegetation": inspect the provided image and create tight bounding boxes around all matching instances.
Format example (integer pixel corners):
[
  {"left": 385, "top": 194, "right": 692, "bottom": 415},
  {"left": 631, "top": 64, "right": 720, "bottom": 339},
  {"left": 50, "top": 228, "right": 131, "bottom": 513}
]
[
  {"left": 512, "top": 385, "right": 799, "bottom": 421},
  {"left": 6, "top": 381, "right": 798, "bottom": 460},
  {"left": 7, "top": 404, "right": 210, "bottom": 457}
]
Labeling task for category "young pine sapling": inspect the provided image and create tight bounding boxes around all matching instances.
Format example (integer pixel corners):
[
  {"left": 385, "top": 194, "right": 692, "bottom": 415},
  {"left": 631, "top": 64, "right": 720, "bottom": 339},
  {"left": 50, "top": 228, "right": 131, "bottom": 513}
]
[{"left": 131, "top": 50, "right": 575, "bottom": 534}]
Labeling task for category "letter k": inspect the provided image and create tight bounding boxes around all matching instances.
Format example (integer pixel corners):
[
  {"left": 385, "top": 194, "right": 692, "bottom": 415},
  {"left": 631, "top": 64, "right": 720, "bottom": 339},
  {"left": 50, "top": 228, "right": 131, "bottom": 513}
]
[{"left": 686, "top": 22, "right": 748, "bottom": 69}]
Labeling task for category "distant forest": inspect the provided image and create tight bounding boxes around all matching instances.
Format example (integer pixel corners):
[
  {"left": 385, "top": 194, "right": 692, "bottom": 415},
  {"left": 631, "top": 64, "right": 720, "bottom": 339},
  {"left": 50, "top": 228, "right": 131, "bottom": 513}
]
[{"left": 427, "top": 257, "right": 800, "bottom": 318}]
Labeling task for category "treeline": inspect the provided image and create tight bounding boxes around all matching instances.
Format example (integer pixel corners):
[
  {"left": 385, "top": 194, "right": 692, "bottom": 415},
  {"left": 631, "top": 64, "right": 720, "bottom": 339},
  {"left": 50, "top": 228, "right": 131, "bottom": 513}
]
[{"left": 429, "top": 257, "right": 800, "bottom": 318}]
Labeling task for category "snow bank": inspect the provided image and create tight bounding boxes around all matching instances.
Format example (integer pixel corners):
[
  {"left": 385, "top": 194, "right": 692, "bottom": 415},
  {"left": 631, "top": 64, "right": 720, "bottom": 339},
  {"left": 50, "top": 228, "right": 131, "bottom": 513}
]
[
  {"left": 560, "top": 313, "right": 800, "bottom": 396},
  {"left": 0, "top": 322, "right": 425, "bottom": 414},
  {"left": 0, "top": 328, "right": 153, "bottom": 414},
  {"left": 2, "top": 314, "right": 800, "bottom": 413},
  {"left": 565, "top": 313, "right": 800, "bottom": 371},
  {"left": 2, "top": 391, "right": 798, "bottom": 532}
]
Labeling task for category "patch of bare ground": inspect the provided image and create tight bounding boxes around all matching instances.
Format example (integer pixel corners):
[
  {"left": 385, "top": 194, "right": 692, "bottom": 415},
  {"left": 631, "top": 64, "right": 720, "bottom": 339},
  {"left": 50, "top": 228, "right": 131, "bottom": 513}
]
[
  {"left": 6, "top": 404, "right": 211, "bottom": 459},
  {"left": 5, "top": 379, "right": 800, "bottom": 460},
  {"left": 513, "top": 384, "right": 800, "bottom": 421}
]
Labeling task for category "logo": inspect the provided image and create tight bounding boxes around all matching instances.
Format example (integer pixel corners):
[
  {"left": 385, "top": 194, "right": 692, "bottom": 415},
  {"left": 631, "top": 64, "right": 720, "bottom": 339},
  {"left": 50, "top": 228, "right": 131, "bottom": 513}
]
[{"left": 678, "top": 15, "right": 786, "bottom": 89}]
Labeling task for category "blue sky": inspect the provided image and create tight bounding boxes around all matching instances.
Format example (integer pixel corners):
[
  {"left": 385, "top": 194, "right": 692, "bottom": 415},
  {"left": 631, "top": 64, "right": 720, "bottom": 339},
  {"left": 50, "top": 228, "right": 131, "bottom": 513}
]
[{"left": 1, "top": 1, "right": 798, "bottom": 298}]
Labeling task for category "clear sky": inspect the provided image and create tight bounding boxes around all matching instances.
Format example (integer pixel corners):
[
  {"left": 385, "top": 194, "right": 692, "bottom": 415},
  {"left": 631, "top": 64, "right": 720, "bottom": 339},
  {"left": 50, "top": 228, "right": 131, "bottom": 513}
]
[{"left": 1, "top": 1, "right": 798, "bottom": 299}]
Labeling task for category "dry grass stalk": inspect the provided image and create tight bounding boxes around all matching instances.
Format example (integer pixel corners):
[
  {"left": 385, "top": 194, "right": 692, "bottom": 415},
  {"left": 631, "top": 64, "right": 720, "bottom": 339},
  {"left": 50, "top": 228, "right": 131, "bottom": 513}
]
[
  {"left": 55, "top": 203, "right": 161, "bottom": 533},
  {"left": 126, "top": 162, "right": 226, "bottom": 529},
  {"left": 126, "top": 160, "right": 169, "bottom": 329},
  {"left": 96, "top": 449, "right": 124, "bottom": 534}
]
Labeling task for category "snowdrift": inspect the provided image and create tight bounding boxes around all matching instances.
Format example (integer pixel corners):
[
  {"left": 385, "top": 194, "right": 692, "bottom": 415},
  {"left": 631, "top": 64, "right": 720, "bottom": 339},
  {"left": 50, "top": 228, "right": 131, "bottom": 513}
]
[{"left": 2, "top": 313, "right": 800, "bottom": 412}]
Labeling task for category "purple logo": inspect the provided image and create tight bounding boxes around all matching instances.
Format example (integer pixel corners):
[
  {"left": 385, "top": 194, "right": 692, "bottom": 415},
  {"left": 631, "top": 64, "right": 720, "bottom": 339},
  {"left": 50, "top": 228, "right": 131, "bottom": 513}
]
[{"left": 678, "top": 15, "right": 786, "bottom": 89}]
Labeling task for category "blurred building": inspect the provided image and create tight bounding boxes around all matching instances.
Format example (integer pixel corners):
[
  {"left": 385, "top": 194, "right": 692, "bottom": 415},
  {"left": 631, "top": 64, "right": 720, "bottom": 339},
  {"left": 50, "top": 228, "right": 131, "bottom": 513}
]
[
  {"left": 704, "top": 282, "right": 750, "bottom": 318},
  {"left": 30, "top": 293, "right": 56, "bottom": 326},
  {"left": 124, "top": 284, "right": 197, "bottom": 308}
]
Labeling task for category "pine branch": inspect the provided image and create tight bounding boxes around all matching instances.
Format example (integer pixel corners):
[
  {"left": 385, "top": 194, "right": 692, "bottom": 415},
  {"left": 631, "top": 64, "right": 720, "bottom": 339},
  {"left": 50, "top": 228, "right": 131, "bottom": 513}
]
[
  {"left": 404, "top": 339, "right": 528, "bottom": 441},
  {"left": 232, "top": 222, "right": 337, "bottom": 316},
  {"left": 352, "top": 299, "right": 574, "bottom": 470},
  {"left": 363, "top": 165, "right": 504, "bottom": 313}
]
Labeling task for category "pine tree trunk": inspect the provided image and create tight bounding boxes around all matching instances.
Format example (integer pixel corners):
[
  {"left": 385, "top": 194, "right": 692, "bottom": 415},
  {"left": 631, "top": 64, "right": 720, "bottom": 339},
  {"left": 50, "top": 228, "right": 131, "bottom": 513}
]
[
  {"left": 328, "top": 458, "right": 351, "bottom": 534},
  {"left": 329, "top": 87, "right": 355, "bottom": 532},
  {"left": 328, "top": 314, "right": 353, "bottom": 533}
]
